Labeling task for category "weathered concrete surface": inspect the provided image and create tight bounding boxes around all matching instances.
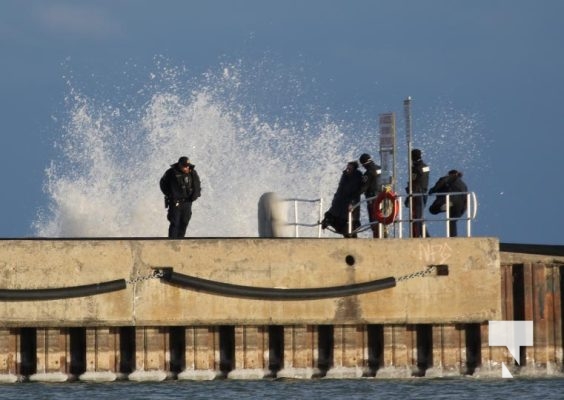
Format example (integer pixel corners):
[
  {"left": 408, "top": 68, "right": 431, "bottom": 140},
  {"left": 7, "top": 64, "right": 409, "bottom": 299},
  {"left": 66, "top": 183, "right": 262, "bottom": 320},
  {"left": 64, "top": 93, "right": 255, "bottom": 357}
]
[{"left": 0, "top": 237, "right": 500, "bottom": 327}]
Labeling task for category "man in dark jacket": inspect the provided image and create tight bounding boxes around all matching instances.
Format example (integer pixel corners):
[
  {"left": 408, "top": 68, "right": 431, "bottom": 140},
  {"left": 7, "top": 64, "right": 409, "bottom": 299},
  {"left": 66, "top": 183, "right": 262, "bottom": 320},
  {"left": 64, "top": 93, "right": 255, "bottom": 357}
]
[
  {"left": 429, "top": 169, "right": 468, "bottom": 237},
  {"left": 405, "top": 148, "right": 430, "bottom": 237},
  {"left": 359, "top": 153, "right": 382, "bottom": 238},
  {"left": 321, "top": 161, "right": 363, "bottom": 237},
  {"left": 160, "top": 156, "right": 201, "bottom": 238}
]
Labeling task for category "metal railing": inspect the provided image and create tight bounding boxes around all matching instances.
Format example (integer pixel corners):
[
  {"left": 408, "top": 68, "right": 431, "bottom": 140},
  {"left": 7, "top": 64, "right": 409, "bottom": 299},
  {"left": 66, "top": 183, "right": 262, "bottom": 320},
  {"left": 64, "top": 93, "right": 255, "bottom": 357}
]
[
  {"left": 347, "top": 191, "right": 478, "bottom": 238},
  {"left": 283, "top": 198, "right": 324, "bottom": 237},
  {"left": 278, "top": 192, "right": 477, "bottom": 239}
]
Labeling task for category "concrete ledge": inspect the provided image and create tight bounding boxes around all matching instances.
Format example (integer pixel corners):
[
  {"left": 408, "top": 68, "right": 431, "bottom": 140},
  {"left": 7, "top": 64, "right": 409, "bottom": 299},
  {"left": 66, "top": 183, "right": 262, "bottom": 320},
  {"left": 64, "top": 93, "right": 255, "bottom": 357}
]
[
  {"left": 0, "top": 237, "right": 501, "bottom": 326},
  {"left": 177, "top": 369, "right": 221, "bottom": 380},
  {"left": 374, "top": 367, "right": 413, "bottom": 379},
  {"left": 324, "top": 367, "right": 365, "bottom": 379},
  {"left": 276, "top": 368, "right": 320, "bottom": 379},
  {"left": 0, "top": 374, "right": 20, "bottom": 383},
  {"left": 79, "top": 371, "right": 117, "bottom": 382},
  {"left": 128, "top": 370, "right": 168, "bottom": 382},
  {"left": 227, "top": 368, "right": 268, "bottom": 380},
  {"left": 29, "top": 372, "right": 70, "bottom": 382}
]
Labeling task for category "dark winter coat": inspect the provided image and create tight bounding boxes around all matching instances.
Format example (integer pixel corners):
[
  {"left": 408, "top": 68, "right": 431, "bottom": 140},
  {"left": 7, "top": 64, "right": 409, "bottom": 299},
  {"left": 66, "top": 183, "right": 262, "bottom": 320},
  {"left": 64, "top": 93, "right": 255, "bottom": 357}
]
[
  {"left": 428, "top": 173, "right": 467, "bottom": 216},
  {"left": 411, "top": 159, "right": 430, "bottom": 194},
  {"left": 160, "top": 163, "right": 201, "bottom": 203},
  {"left": 360, "top": 160, "right": 382, "bottom": 198},
  {"left": 329, "top": 168, "right": 363, "bottom": 220}
]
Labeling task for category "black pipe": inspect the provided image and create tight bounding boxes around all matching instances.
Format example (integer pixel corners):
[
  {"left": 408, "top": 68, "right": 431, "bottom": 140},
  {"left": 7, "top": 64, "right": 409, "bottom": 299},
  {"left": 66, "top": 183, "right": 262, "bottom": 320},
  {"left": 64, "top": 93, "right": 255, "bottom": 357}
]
[
  {"left": 500, "top": 243, "right": 564, "bottom": 257},
  {"left": 0, "top": 279, "right": 127, "bottom": 301},
  {"left": 160, "top": 271, "right": 396, "bottom": 300}
]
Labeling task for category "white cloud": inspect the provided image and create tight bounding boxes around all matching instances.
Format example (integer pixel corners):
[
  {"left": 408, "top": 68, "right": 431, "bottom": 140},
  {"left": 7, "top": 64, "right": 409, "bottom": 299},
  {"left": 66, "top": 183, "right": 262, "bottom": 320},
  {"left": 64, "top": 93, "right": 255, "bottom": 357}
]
[{"left": 34, "top": 3, "right": 121, "bottom": 39}]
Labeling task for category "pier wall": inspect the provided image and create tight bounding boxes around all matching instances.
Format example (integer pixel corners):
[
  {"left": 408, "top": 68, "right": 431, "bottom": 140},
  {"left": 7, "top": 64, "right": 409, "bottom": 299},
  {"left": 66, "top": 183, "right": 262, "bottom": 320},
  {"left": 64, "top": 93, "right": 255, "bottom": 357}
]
[
  {"left": 0, "top": 238, "right": 561, "bottom": 381},
  {"left": 0, "top": 238, "right": 500, "bottom": 326}
]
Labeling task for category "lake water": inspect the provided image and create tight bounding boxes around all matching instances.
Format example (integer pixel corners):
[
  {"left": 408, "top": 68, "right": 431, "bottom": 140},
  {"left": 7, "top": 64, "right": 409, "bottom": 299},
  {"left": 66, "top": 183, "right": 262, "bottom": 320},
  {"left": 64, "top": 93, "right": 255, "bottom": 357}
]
[{"left": 2, "top": 378, "right": 564, "bottom": 400}]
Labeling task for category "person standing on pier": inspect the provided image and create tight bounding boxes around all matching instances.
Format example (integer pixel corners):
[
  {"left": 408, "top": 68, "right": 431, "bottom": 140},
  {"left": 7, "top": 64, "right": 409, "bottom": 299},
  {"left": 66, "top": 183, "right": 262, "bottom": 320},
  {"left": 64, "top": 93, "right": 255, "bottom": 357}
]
[
  {"left": 160, "top": 156, "right": 201, "bottom": 238},
  {"left": 359, "top": 153, "right": 382, "bottom": 238},
  {"left": 405, "top": 148, "right": 430, "bottom": 237},
  {"left": 321, "top": 161, "right": 363, "bottom": 237},
  {"left": 429, "top": 169, "right": 468, "bottom": 237}
]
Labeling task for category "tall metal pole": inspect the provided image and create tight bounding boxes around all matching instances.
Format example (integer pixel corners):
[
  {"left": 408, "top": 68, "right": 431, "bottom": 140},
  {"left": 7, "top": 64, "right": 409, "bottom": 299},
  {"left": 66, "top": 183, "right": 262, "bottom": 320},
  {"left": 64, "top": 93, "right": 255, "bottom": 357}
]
[{"left": 403, "top": 97, "right": 413, "bottom": 237}]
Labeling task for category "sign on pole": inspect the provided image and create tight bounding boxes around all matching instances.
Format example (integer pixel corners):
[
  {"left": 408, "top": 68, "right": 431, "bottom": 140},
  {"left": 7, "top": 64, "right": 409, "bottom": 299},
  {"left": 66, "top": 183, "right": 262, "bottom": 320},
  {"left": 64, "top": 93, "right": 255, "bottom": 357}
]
[{"left": 378, "top": 112, "right": 396, "bottom": 190}]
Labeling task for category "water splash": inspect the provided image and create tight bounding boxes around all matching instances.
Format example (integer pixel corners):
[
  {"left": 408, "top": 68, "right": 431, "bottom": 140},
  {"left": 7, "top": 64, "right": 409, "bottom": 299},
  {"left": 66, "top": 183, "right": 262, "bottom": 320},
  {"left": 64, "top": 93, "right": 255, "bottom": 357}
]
[
  {"left": 415, "top": 100, "right": 489, "bottom": 177},
  {"left": 33, "top": 60, "right": 486, "bottom": 237}
]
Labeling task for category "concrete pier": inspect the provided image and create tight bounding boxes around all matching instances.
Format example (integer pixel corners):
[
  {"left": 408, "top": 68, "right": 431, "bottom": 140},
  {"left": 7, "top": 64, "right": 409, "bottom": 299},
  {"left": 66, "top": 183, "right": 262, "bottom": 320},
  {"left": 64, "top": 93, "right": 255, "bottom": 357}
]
[{"left": 0, "top": 237, "right": 561, "bottom": 381}]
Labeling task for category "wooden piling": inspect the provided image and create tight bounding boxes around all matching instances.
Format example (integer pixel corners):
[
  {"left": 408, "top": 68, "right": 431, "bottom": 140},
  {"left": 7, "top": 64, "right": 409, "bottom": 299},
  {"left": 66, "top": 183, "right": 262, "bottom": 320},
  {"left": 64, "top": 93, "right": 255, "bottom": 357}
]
[
  {"left": 377, "top": 325, "right": 415, "bottom": 377},
  {"left": 31, "top": 328, "right": 69, "bottom": 382},
  {"left": 229, "top": 326, "right": 268, "bottom": 379},
  {"left": 326, "top": 325, "right": 366, "bottom": 378},
  {"left": 178, "top": 326, "right": 220, "bottom": 380},
  {"left": 128, "top": 327, "right": 168, "bottom": 381},
  {"left": 429, "top": 324, "right": 465, "bottom": 376},
  {"left": 0, "top": 329, "right": 18, "bottom": 382},
  {"left": 80, "top": 327, "right": 119, "bottom": 381},
  {"left": 277, "top": 325, "right": 318, "bottom": 379}
]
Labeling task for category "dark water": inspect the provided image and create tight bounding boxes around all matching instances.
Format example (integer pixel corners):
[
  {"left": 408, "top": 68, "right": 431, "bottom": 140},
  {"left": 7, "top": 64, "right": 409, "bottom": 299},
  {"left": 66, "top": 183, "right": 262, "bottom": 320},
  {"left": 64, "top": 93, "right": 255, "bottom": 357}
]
[{"left": 2, "top": 378, "right": 564, "bottom": 400}]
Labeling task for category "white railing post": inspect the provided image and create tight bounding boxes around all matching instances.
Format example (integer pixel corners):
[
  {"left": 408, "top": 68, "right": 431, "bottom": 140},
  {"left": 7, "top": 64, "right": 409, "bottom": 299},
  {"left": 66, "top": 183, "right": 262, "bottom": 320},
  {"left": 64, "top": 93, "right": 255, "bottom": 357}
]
[
  {"left": 445, "top": 193, "right": 451, "bottom": 237},
  {"left": 466, "top": 192, "right": 472, "bottom": 237},
  {"left": 294, "top": 200, "right": 299, "bottom": 237},
  {"left": 318, "top": 198, "right": 323, "bottom": 238},
  {"left": 282, "top": 197, "right": 324, "bottom": 237},
  {"left": 394, "top": 196, "right": 403, "bottom": 239}
]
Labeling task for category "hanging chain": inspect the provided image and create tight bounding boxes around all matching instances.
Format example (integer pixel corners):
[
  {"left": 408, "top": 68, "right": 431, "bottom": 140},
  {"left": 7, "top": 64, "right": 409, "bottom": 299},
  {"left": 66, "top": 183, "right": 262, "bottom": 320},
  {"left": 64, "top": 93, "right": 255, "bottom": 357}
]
[
  {"left": 126, "top": 269, "right": 164, "bottom": 285},
  {"left": 396, "top": 265, "right": 437, "bottom": 282}
]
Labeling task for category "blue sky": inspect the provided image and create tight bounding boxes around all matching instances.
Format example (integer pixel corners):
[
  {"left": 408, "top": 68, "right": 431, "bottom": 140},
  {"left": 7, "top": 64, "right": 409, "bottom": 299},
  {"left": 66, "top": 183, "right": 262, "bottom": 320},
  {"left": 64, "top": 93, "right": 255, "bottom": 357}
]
[{"left": 1, "top": 0, "right": 563, "bottom": 244}]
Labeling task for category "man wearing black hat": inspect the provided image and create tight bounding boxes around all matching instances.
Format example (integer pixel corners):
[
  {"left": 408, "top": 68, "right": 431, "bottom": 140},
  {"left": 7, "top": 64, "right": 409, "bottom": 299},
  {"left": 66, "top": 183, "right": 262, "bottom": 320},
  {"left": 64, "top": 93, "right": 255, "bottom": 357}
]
[
  {"left": 159, "top": 156, "right": 201, "bottom": 238},
  {"left": 359, "top": 153, "right": 382, "bottom": 238},
  {"left": 406, "top": 148, "right": 430, "bottom": 237}
]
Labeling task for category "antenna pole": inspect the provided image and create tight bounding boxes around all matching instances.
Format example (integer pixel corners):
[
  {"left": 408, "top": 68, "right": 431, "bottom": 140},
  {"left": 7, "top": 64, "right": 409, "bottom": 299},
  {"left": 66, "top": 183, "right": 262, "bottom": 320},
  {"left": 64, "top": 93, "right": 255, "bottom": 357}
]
[{"left": 403, "top": 97, "right": 414, "bottom": 237}]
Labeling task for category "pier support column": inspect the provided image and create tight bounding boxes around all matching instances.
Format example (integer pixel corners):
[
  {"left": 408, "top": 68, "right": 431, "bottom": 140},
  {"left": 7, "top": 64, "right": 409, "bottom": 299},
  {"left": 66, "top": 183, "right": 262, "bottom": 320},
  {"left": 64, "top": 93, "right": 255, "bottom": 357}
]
[
  {"left": 476, "top": 264, "right": 515, "bottom": 377},
  {"left": 179, "top": 326, "right": 221, "bottom": 380},
  {"left": 79, "top": 328, "right": 118, "bottom": 382},
  {"left": 228, "top": 326, "right": 268, "bottom": 379},
  {"left": 377, "top": 325, "right": 415, "bottom": 378},
  {"left": 552, "top": 266, "right": 563, "bottom": 368},
  {"left": 277, "top": 325, "right": 318, "bottom": 379},
  {"left": 428, "top": 324, "right": 465, "bottom": 376},
  {"left": 128, "top": 327, "right": 169, "bottom": 381},
  {"left": 527, "top": 264, "right": 562, "bottom": 372},
  {"left": 478, "top": 323, "right": 512, "bottom": 376},
  {"left": 523, "top": 262, "right": 535, "bottom": 368},
  {"left": 31, "top": 328, "right": 69, "bottom": 382},
  {"left": 0, "top": 329, "right": 19, "bottom": 382},
  {"left": 326, "top": 325, "right": 366, "bottom": 378}
]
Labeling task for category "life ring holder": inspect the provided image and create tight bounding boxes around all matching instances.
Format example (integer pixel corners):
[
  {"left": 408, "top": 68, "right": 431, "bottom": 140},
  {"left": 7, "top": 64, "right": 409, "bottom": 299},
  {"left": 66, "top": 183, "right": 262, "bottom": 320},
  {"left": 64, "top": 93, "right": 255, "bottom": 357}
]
[{"left": 372, "top": 190, "right": 399, "bottom": 225}]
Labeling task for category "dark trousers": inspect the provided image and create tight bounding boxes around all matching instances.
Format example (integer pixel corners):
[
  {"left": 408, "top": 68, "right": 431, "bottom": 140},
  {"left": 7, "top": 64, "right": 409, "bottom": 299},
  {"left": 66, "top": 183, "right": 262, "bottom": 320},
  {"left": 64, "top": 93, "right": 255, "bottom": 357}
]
[
  {"left": 448, "top": 220, "right": 458, "bottom": 237},
  {"left": 167, "top": 201, "right": 192, "bottom": 238},
  {"left": 448, "top": 206, "right": 465, "bottom": 237},
  {"left": 410, "top": 196, "right": 428, "bottom": 238}
]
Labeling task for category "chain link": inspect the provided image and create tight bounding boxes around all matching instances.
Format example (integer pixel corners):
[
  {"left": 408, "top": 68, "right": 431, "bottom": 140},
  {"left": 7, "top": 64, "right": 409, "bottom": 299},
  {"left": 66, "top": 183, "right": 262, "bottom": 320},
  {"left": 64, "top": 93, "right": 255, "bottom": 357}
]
[
  {"left": 396, "top": 265, "right": 437, "bottom": 282},
  {"left": 126, "top": 269, "right": 164, "bottom": 285}
]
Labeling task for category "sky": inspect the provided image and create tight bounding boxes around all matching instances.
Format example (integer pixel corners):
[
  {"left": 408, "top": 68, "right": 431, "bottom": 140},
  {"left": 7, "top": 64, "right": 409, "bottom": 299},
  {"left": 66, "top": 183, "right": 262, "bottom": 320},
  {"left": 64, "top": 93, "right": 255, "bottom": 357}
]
[{"left": 0, "top": 0, "right": 563, "bottom": 244}]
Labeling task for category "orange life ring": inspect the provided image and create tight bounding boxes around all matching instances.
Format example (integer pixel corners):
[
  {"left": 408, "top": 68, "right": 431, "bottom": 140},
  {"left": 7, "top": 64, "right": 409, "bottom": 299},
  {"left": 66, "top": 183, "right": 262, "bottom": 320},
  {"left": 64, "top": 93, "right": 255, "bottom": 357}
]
[{"left": 371, "top": 191, "right": 399, "bottom": 225}]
